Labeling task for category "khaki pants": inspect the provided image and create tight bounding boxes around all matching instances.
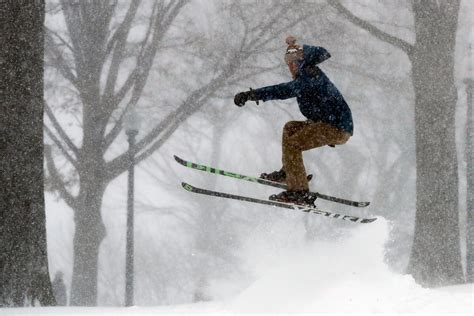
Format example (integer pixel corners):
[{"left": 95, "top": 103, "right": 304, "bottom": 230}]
[{"left": 282, "top": 121, "right": 351, "bottom": 191}]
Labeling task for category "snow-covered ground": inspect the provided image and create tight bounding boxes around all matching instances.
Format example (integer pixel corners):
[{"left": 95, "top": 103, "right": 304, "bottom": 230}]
[{"left": 2, "top": 218, "right": 472, "bottom": 315}]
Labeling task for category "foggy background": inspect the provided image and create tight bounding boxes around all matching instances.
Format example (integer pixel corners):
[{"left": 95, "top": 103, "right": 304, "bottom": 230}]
[{"left": 42, "top": 0, "right": 472, "bottom": 306}]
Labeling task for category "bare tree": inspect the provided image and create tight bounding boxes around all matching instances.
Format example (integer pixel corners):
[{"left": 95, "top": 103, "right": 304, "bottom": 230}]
[
  {"left": 328, "top": 0, "right": 464, "bottom": 286},
  {"left": 0, "top": 0, "right": 56, "bottom": 306},
  {"left": 44, "top": 0, "right": 189, "bottom": 305}
]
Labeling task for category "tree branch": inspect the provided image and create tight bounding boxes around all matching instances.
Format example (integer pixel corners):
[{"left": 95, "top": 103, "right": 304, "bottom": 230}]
[
  {"left": 104, "top": 64, "right": 232, "bottom": 181},
  {"left": 327, "top": 0, "right": 414, "bottom": 54},
  {"left": 45, "top": 32, "right": 80, "bottom": 88},
  {"left": 46, "top": 27, "right": 74, "bottom": 53},
  {"left": 44, "top": 101, "right": 79, "bottom": 157},
  {"left": 101, "top": 3, "right": 162, "bottom": 150},
  {"left": 103, "top": 0, "right": 141, "bottom": 102},
  {"left": 60, "top": 0, "right": 86, "bottom": 73},
  {"left": 102, "top": 0, "right": 189, "bottom": 150},
  {"left": 103, "top": 98, "right": 134, "bottom": 150},
  {"left": 44, "top": 125, "right": 79, "bottom": 170},
  {"left": 105, "top": 0, "right": 157, "bottom": 111},
  {"left": 44, "top": 145, "right": 78, "bottom": 210}
]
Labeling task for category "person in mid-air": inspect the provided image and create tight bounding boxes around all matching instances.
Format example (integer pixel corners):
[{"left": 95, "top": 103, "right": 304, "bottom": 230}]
[{"left": 234, "top": 36, "right": 353, "bottom": 206}]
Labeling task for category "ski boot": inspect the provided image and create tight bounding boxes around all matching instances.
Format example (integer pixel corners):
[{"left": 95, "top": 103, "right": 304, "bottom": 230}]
[
  {"left": 260, "top": 169, "right": 313, "bottom": 184},
  {"left": 260, "top": 169, "right": 287, "bottom": 183},
  {"left": 269, "top": 190, "right": 317, "bottom": 207}
]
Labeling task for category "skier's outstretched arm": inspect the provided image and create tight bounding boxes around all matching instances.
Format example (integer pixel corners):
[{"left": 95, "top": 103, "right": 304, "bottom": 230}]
[
  {"left": 234, "top": 81, "right": 297, "bottom": 107},
  {"left": 253, "top": 81, "right": 298, "bottom": 102}
]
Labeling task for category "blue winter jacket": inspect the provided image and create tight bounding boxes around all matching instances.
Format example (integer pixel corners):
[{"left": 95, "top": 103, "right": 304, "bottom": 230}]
[{"left": 253, "top": 45, "right": 353, "bottom": 135}]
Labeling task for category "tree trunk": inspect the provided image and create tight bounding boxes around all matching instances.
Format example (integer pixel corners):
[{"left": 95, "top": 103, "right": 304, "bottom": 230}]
[
  {"left": 464, "top": 78, "right": 473, "bottom": 283},
  {"left": 407, "top": 1, "right": 464, "bottom": 286},
  {"left": 69, "top": 119, "right": 107, "bottom": 305},
  {"left": 70, "top": 176, "right": 106, "bottom": 306},
  {"left": 0, "top": 0, "right": 56, "bottom": 306}
]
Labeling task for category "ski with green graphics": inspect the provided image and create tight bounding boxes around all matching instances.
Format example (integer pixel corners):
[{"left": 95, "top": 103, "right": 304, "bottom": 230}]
[
  {"left": 181, "top": 182, "right": 376, "bottom": 224},
  {"left": 174, "top": 155, "right": 370, "bottom": 208}
]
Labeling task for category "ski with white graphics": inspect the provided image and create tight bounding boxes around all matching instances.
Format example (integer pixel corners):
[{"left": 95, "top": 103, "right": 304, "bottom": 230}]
[{"left": 181, "top": 182, "right": 377, "bottom": 224}]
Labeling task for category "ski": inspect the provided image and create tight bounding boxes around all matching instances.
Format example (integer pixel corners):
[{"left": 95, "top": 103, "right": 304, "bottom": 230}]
[
  {"left": 181, "top": 182, "right": 377, "bottom": 224},
  {"left": 174, "top": 155, "right": 370, "bottom": 207}
]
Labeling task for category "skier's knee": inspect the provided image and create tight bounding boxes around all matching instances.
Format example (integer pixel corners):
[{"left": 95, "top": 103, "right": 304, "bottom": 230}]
[{"left": 283, "top": 121, "right": 300, "bottom": 132}]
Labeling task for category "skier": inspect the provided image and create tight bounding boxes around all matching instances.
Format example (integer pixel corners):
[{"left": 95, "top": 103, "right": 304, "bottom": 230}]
[{"left": 234, "top": 36, "right": 353, "bottom": 206}]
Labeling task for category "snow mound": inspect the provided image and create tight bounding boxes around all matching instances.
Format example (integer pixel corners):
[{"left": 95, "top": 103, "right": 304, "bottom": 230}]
[{"left": 228, "top": 218, "right": 472, "bottom": 314}]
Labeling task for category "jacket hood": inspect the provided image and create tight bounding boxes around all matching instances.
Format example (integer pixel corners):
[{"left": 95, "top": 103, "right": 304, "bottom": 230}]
[{"left": 299, "top": 45, "right": 331, "bottom": 70}]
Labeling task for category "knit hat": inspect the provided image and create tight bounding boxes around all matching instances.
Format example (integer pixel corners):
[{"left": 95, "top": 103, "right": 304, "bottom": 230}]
[
  {"left": 284, "top": 36, "right": 304, "bottom": 79},
  {"left": 284, "top": 35, "right": 303, "bottom": 65}
]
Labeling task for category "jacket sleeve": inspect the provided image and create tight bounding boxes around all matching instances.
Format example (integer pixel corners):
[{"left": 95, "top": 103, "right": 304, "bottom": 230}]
[{"left": 253, "top": 80, "right": 298, "bottom": 101}]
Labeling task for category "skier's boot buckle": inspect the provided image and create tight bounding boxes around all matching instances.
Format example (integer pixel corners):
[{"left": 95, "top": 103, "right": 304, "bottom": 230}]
[
  {"left": 260, "top": 169, "right": 286, "bottom": 183},
  {"left": 269, "top": 190, "right": 317, "bottom": 207}
]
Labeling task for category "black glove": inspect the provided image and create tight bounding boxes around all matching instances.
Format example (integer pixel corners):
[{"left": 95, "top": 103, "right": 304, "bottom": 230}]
[{"left": 234, "top": 89, "right": 258, "bottom": 107}]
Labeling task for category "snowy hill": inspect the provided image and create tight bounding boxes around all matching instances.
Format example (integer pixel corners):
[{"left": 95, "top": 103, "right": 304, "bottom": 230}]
[
  {"left": 3, "top": 218, "right": 472, "bottom": 315},
  {"left": 227, "top": 218, "right": 472, "bottom": 314}
]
